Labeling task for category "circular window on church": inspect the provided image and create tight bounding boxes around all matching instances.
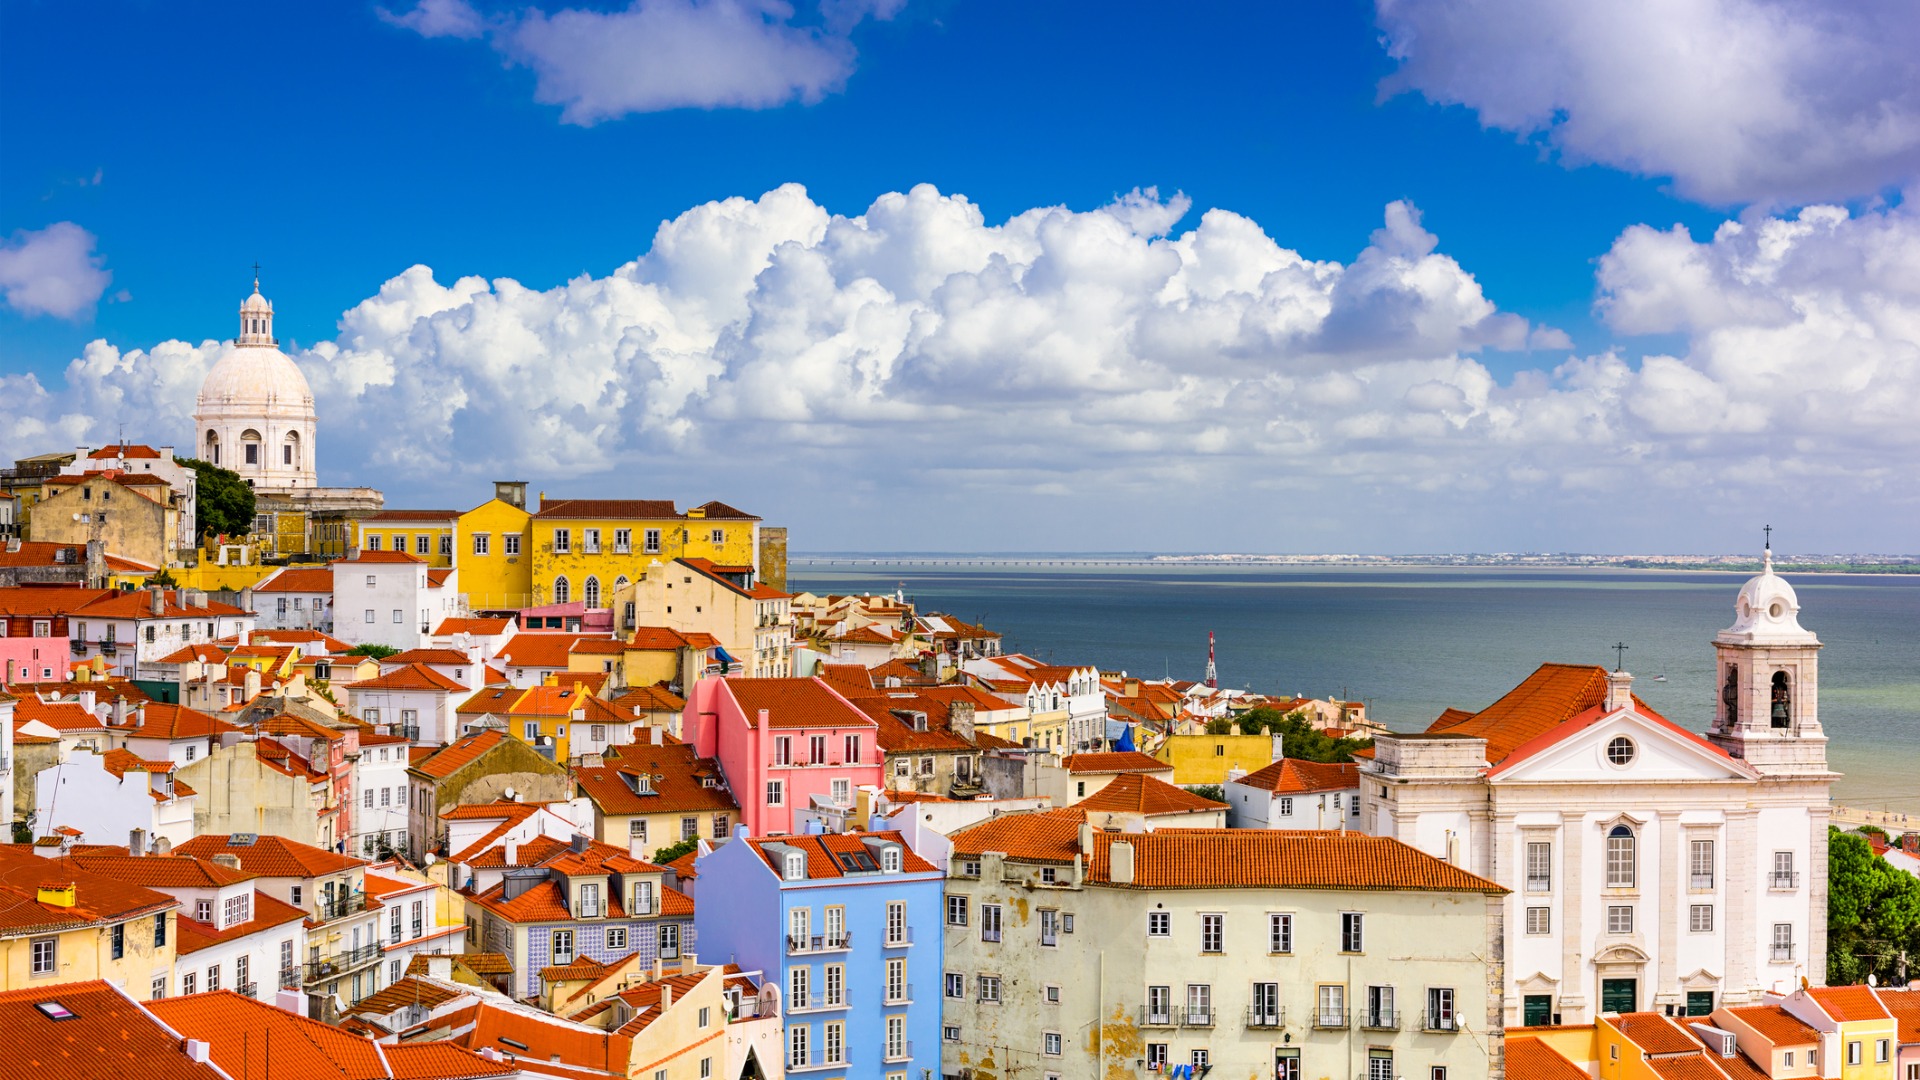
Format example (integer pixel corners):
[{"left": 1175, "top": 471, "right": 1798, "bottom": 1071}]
[
  {"left": 1768, "top": 601, "right": 1785, "bottom": 619},
  {"left": 1606, "top": 736, "right": 1636, "bottom": 766}
]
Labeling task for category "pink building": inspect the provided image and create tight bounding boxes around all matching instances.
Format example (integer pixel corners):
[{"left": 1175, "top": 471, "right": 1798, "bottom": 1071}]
[{"left": 682, "top": 676, "right": 882, "bottom": 835}]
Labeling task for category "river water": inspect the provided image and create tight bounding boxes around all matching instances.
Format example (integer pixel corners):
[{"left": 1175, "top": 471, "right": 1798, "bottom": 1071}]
[{"left": 790, "top": 560, "right": 1920, "bottom": 814}]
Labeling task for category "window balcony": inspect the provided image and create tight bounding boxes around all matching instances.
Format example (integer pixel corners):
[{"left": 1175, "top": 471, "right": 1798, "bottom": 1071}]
[
  {"left": 234, "top": 981, "right": 258, "bottom": 1000},
  {"left": 785, "top": 932, "right": 852, "bottom": 954},
  {"left": 1313, "top": 1009, "right": 1350, "bottom": 1030},
  {"left": 883, "top": 1040, "right": 913, "bottom": 1064},
  {"left": 69, "top": 638, "right": 88, "bottom": 656},
  {"left": 303, "top": 943, "right": 382, "bottom": 982},
  {"left": 1691, "top": 874, "right": 1715, "bottom": 890},
  {"left": 1362, "top": 1009, "right": 1400, "bottom": 1030},
  {"left": 884, "top": 983, "right": 914, "bottom": 1005},
  {"left": 882, "top": 929, "right": 914, "bottom": 948},
  {"left": 99, "top": 640, "right": 118, "bottom": 656},
  {"left": 1771, "top": 944, "right": 1795, "bottom": 962},
  {"left": 314, "top": 890, "right": 369, "bottom": 924},
  {"left": 1770, "top": 872, "right": 1800, "bottom": 890},
  {"left": 1245, "top": 1006, "right": 1285, "bottom": 1028},
  {"left": 1138, "top": 1006, "right": 1176, "bottom": 1028},
  {"left": 278, "top": 966, "right": 301, "bottom": 990},
  {"left": 1423, "top": 1013, "right": 1461, "bottom": 1033},
  {"left": 786, "top": 994, "right": 850, "bottom": 1014},
  {"left": 1181, "top": 1006, "right": 1215, "bottom": 1028}
]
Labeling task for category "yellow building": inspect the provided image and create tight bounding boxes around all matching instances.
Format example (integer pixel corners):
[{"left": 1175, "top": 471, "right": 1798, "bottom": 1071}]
[
  {"left": 352, "top": 509, "right": 460, "bottom": 567},
  {"left": 530, "top": 497, "right": 762, "bottom": 609},
  {"left": 0, "top": 852, "right": 177, "bottom": 994},
  {"left": 1151, "top": 732, "right": 1283, "bottom": 785},
  {"left": 608, "top": 557, "right": 791, "bottom": 678},
  {"left": 495, "top": 680, "right": 633, "bottom": 763},
  {"left": 456, "top": 484, "right": 536, "bottom": 610},
  {"left": 31, "top": 471, "right": 182, "bottom": 569},
  {"left": 1786, "top": 986, "right": 1899, "bottom": 1080}
]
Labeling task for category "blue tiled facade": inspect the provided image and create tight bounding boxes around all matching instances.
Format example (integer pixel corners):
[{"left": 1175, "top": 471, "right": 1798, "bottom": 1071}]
[
  {"left": 524, "top": 919, "right": 697, "bottom": 996},
  {"left": 696, "top": 830, "right": 945, "bottom": 1080}
]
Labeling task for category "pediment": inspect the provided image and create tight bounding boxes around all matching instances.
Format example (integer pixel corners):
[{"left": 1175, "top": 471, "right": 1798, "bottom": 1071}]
[
  {"left": 1680, "top": 968, "right": 1721, "bottom": 989},
  {"left": 1595, "top": 943, "right": 1650, "bottom": 964},
  {"left": 1492, "top": 707, "right": 1758, "bottom": 785},
  {"left": 1515, "top": 971, "right": 1560, "bottom": 993}
]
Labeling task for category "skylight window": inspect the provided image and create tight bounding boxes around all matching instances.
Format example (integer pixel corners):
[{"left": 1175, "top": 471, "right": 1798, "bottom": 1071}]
[
  {"left": 836, "top": 850, "right": 880, "bottom": 873},
  {"left": 35, "top": 1002, "right": 78, "bottom": 1021}
]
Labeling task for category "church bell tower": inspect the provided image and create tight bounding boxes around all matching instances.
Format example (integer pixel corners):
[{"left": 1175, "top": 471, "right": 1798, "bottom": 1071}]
[{"left": 1706, "top": 536, "right": 1828, "bottom": 776}]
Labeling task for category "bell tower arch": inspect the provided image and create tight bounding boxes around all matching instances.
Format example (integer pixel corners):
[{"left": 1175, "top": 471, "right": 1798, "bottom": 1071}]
[{"left": 1706, "top": 540, "right": 1827, "bottom": 776}]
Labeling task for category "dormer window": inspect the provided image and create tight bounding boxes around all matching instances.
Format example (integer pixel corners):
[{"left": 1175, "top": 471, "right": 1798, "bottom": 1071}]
[
  {"left": 882, "top": 847, "right": 902, "bottom": 873},
  {"left": 784, "top": 851, "right": 806, "bottom": 881}
]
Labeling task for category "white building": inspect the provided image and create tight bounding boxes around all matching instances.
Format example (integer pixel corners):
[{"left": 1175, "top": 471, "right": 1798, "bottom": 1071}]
[
  {"left": 1225, "top": 758, "right": 1362, "bottom": 830},
  {"left": 964, "top": 653, "right": 1107, "bottom": 751},
  {"left": 254, "top": 565, "right": 335, "bottom": 632},
  {"left": 33, "top": 749, "right": 198, "bottom": 848},
  {"left": 345, "top": 663, "right": 469, "bottom": 747},
  {"left": 1359, "top": 550, "right": 1835, "bottom": 1026},
  {"left": 193, "top": 277, "right": 317, "bottom": 492},
  {"left": 353, "top": 731, "right": 415, "bottom": 858},
  {"left": 365, "top": 864, "right": 465, "bottom": 988},
  {"left": 68, "top": 586, "right": 255, "bottom": 680},
  {"left": 331, "top": 550, "right": 462, "bottom": 653}
]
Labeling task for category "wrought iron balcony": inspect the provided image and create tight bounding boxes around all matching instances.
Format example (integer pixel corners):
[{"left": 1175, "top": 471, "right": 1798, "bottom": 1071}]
[
  {"left": 1138, "top": 1005, "right": 1176, "bottom": 1027},
  {"left": 1312, "top": 1009, "right": 1350, "bottom": 1030},
  {"left": 303, "top": 943, "right": 382, "bottom": 982},
  {"left": 1525, "top": 876, "right": 1551, "bottom": 892},
  {"left": 1770, "top": 871, "right": 1800, "bottom": 890},
  {"left": 1691, "top": 874, "right": 1715, "bottom": 890},
  {"left": 1771, "top": 943, "right": 1795, "bottom": 962},
  {"left": 1423, "top": 1012, "right": 1461, "bottom": 1033},
  {"left": 278, "top": 966, "right": 301, "bottom": 989},
  {"left": 882, "top": 928, "right": 914, "bottom": 948},
  {"left": 785, "top": 932, "right": 852, "bottom": 954},
  {"left": 234, "top": 981, "right": 258, "bottom": 999},
  {"left": 1245, "top": 1006, "right": 1285, "bottom": 1028},
  {"left": 1362, "top": 1009, "right": 1400, "bottom": 1030},
  {"left": 1180, "top": 1006, "right": 1215, "bottom": 1028},
  {"left": 314, "top": 890, "right": 369, "bottom": 923}
]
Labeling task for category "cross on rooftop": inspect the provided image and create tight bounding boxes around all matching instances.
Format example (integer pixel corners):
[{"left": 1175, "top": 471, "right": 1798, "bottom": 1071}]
[
  {"left": 1611, "top": 641, "right": 1629, "bottom": 672},
  {"left": 1764, "top": 523, "right": 1772, "bottom": 551}
]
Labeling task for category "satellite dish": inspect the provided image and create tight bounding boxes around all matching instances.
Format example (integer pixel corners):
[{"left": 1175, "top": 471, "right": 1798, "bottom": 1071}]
[{"left": 1868, "top": 973, "right": 1878, "bottom": 986}]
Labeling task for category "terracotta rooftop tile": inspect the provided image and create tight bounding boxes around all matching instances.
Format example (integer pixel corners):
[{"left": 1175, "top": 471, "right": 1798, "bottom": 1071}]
[
  {"left": 722, "top": 677, "right": 878, "bottom": 731},
  {"left": 1072, "top": 771, "right": 1227, "bottom": 816},
  {"left": 0, "top": 979, "right": 226, "bottom": 1079},
  {"left": 1504, "top": 1036, "right": 1592, "bottom": 1080},
  {"left": 350, "top": 663, "right": 468, "bottom": 693},
  {"left": 174, "top": 890, "right": 308, "bottom": 955},
  {"left": 1233, "top": 758, "right": 1358, "bottom": 794},
  {"left": 410, "top": 730, "right": 510, "bottom": 778},
  {"left": 576, "top": 744, "right": 737, "bottom": 816},
  {"left": 1804, "top": 984, "right": 1892, "bottom": 1022},
  {"left": 1724, "top": 1004, "right": 1821, "bottom": 1045},
  {"left": 174, "top": 833, "right": 363, "bottom": 879},
  {"left": 744, "top": 830, "right": 940, "bottom": 880},
  {"left": 1062, "top": 750, "right": 1170, "bottom": 774}
]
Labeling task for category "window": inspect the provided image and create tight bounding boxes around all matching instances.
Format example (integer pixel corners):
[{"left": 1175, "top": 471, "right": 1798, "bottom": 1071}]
[
  {"left": 659, "top": 923, "right": 680, "bottom": 958},
  {"left": 197, "top": 899, "right": 214, "bottom": 923},
  {"left": 844, "top": 734, "right": 861, "bottom": 763},
  {"left": 1690, "top": 904, "right": 1714, "bottom": 932},
  {"left": 710, "top": 528, "right": 725, "bottom": 545},
  {"left": 885, "top": 957, "right": 906, "bottom": 1002},
  {"left": 1367, "top": 984, "right": 1395, "bottom": 1028},
  {"left": 415, "top": 534, "right": 430, "bottom": 555},
  {"left": 632, "top": 881, "right": 654, "bottom": 914},
  {"left": 582, "top": 528, "right": 600, "bottom": 554},
  {"left": 111, "top": 923, "right": 124, "bottom": 959},
  {"left": 1200, "top": 913, "right": 1224, "bottom": 953},
  {"left": 290, "top": 885, "right": 302, "bottom": 906},
  {"left": 1045, "top": 984, "right": 1061, "bottom": 1003},
  {"left": 1368, "top": 1050, "right": 1394, "bottom": 1080},
  {"left": 30, "top": 937, "right": 56, "bottom": 975},
  {"left": 182, "top": 971, "right": 196, "bottom": 994},
  {"left": 1690, "top": 839, "right": 1716, "bottom": 889},
  {"left": 552, "top": 577, "right": 570, "bottom": 604},
  {"left": 886, "top": 1015, "right": 906, "bottom": 1059},
  {"left": 1269, "top": 912, "right": 1292, "bottom": 953},
  {"left": 824, "top": 1021, "right": 844, "bottom": 1064},
  {"left": 1526, "top": 841, "right": 1552, "bottom": 891},
  {"left": 1607, "top": 905, "right": 1634, "bottom": 934},
  {"left": 765, "top": 780, "right": 783, "bottom": 806},
  {"left": 1146, "top": 1044, "right": 1169, "bottom": 1070},
  {"left": 1044, "top": 1032, "right": 1062, "bottom": 1056},
  {"left": 1148, "top": 910, "right": 1170, "bottom": 937},
  {"left": 1341, "top": 912, "right": 1364, "bottom": 952},
  {"left": 1185, "top": 984, "right": 1211, "bottom": 1025},
  {"left": 981, "top": 904, "right": 1002, "bottom": 942},
  {"left": 788, "top": 965, "right": 809, "bottom": 1006},
  {"left": 614, "top": 528, "right": 631, "bottom": 553},
  {"left": 1193, "top": 1050, "right": 1211, "bottom": 1071},
  {"left": 947, "top": 895, "right": 969, "bottom": 925},
  {"left": 712, "top": 813, "right": 729, "bottom": 839},
  {"left": 393, "top": 609, "right": 403, "bottom": 623},
  {"left": 1606, "top": 825, "right": 1636, "bottom": 888},
  {"left": 1606, "top": 736, "right": 1635, "bottom": 765},
  {"left": 552, "top": 529, "right": 571, "bottom": 553},
  {"left": 1877, "top": 1040, "right": 1890, "bottom": 1063},
  {"left": 1317, "top": 984, "right": 1345, "bottom": 1025},
  {"left": 472, "top": 533, "right": 490, "bottom": 556},
  {"left": 946, "top": 972, "right": 965, "bottom": 998},
  {"left": 552, "top": 929, "right": 574, "bottom": 963},
  {"left": 1147, "top": 984, "right": 1173, "bottom": 1023},
  {"left": 882, "top": 847, "right": 901, "bottom": 873},
  {"left": 206, "top": 965, "right": 220, "bottom": 992},
  {"left": 503, "top": 533, "right": 520, "bottom": 555},
  {"left": 440, "top": 534, "right": 452, "bottom": 556},
  {"left": 1773, "top": 851, "right": 1797, "bottom": 888},
  {"left": 1848, "top": 1042, "right": 1862, "bottom": 1066},
  {"left": 1427, "top": 987, "right": 1456, "bottom": 1031},
  {"left": 155, "top": 914, "right": 168, "bottom": 947},
  {"left": 1772, "top": 922, "right": 1794, "bottom": 960},
  {"left": 978, "top": 974, "right": 1002, "bottom": 1002},
  {"left": 584, "top": 576, "right": 600, "bottom": 607},
  {"left": 365, "top": 533, "right": 380, "bottom": 551},
  {"left": 788, "top": 1026, "right": 808, "bottom": 1069},
  {"left": 365, "top": 789, "right": 375, "bottom": 808},
  {"left": 962, "top": 860, "right": 981, "bottom": 877},
  {"left": 944, "top": 1025, "right": 961, "bottom": 1042},
  {"left": 152, "top": 976, "right": 167, "bottom": 1000},
  {"left": 1526, "top": 907, "right": 1551, "bottom": 934},
  {"left": 887, "top": 901, "right": 908, "bottom": 945},
  {"left": 680, "top": 816, "right": 698, "bottom": 841},
  {"left": 1252, "top": 982, "right": 1281, "bottom": 1025},
  {"left": 1040, "top": 908, "right": 1060, "bottom": 947},
  {"left": 644, "top": 528, "right": 661, "bottom": 553},
  {"left": 224, "top": 894, "right": 250, "bottom": 927}
]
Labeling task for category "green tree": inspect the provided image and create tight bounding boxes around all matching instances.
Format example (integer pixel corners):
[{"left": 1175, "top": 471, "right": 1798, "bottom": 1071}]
[
  {"left": 347, "top": 643, "right": 401, "bottom": 659},
  {"left": 1827, "top": 826, "right": 1920, "bottom": 985},
  {"left": 1204, "top": 718, "right": 1234, "bottom": 735},
  {"left": 1187, "top": 784, "right": 1225, "bottom": 803},
  {"left": 179, "top": 456, "right": 255, "bottom": 539},
  {"left": 650, "top": 836, "right": 700, "bottom": 865},
  {"left": 1227, "top": 705, "right": 1373, "bottom": 763}
]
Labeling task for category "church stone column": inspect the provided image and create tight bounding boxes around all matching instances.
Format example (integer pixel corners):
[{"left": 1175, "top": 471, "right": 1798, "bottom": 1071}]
[
  {"left": 1656, "top": 812, "right": 1681, "bottom": 1007},
  {"left": 1724, "top": 807, "right": 1758, "bottom": 1001},
  {"left": 1808, "top": 794, "right": 1830, "bottom": 987},
  {"left": 1560, "top": 817, "right": 1587, "bottom": 1020}
]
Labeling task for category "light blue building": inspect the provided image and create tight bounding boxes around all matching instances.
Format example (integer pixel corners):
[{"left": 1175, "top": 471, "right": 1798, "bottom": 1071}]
[{"left": 695, "top": 825, "right": 947, "bottom": 1080}]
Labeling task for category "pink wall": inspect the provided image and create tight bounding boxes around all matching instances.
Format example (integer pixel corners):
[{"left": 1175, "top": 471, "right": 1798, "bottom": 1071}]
[
  {"left": 683, "top": 676, "right": 884, "bottom": 835},
  {"left": 0, "top": 638, "right": 65, "bottom": 684}
]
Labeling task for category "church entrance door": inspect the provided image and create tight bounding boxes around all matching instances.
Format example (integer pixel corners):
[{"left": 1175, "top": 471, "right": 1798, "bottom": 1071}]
[{"left": 1602, "top": 979, "right": 1637, "bottom": 1014}]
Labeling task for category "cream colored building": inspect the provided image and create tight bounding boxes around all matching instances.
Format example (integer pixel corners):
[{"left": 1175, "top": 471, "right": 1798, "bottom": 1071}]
[
  {"left": 1360, "top": 551, "right": 1835, "bottom": 1027},
  {"left": 610, "top": 557, "right": 792, "bottom": 677},
  {"left": 941, "top": 811, "right": 1506, "bottom": 1080}
]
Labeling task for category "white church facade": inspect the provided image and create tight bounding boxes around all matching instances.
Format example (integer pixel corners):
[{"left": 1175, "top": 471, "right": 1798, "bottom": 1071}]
[{"left": 1360, "top": 550, "right": 1834, "bottom": 1028}]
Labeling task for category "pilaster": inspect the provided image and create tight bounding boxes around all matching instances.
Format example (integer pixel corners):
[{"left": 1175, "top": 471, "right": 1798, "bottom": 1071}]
[
  {"left": 1559, "top": 815, "right": 1587, "bottom": 1020},
  {"left": 1655, "top": 812, "right": 1681, "bottom": 1006},
  {"left": 1724, "top": 807, "right": 1758, "bottom": 1002}
]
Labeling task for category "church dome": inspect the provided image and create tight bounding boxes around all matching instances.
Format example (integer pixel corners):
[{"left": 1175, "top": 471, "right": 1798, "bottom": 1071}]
[
  {"left": 197, "top": 343, "right": 314, "bottom": 412},
  {"left": 1718, "top": 548, "right": 1817, "bottom": 645}
]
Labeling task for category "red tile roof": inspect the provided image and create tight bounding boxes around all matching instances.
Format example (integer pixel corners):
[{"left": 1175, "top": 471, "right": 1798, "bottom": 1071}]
[
  {"left": 1611, "top": 1012, "right": 1708, "bottom": 1053},
  {"left": 72, "top": 590, "right": 248, "bottom": 619},
  {"left": 1428, "top": 663, "right": 1654, "bottom": 764},
  {"left": 1880, "top": 989, "right": 1920, "bottom": 1042},
  {"left": 722, "top": 677, "right": 878, "bottom": 730},
  {"left": 173, "top": 833, "right": 364, "bottom": 879},
  {"left": 1072, "top": 772, "right": 1227, "bottom": 816},
  {"left": 1804, "top": 984, "right": 1892, "bottom": 1022},
  {"left": 612, "top": 683, "right": 686, "bottom": 713},
  {"left": 534, "top": 497, "right": 679, "bottom": 519},
  {"left": 1504, "top": 1036, "right": 1592, "bottom": 1080},
  {"left": 361, "top": 509, "right": 462, "bottom": 522},
  {"left": 150, "top": 989, "right": 511, "bottom": 1078},
  {"left": 0, "top": 849, "right": 177, "bottom": 933},
  {"left": 576, "top": 743, "right": 737, "bottom": 816},
  {"left": 410, "top": 730, "right": 513, "bottom": 779},
  {"left": 174, "top": 890, "right": 308, "bottom": 955},
  {"left": 256, "top": 567, "right": 335, "bottom": 593},
  {"left": 626, "top": 626, "right": 691, "bottom": 651},
  {"left": 1725, "top": 1004, "right": 1821, "bottom": 1045},
  {"left": 744, "top": 830, "right": 940, "bottom": 880},
  {"left": 0, "top": 980, "right": 227, "bottom": 1079},
  {"left": 349, "top": 662, "right": 468, "bottom": 693},
  {"left": 495, "top": 634, "right": 598, "bottom": 669},
  {"left": 352, "top": 549, "right": 425, "bottom": 564},
  {"left": 64, "top": 852, "right": 256, "bottom": 889},
  {"left": 1062, "top": 751, "right": 1170, "bottom": 775},
  {"left": 120, "top": 703, "right": 238, "bottom": 740},
  {"left": 690, "top": 500, "right": 759, "bottom": 520},
  {"left": 435, "top": 616, "right": 514, "bottom": 636},
  {"left": 1234, "top": 758, "right": 1358, "bottom": 794}
]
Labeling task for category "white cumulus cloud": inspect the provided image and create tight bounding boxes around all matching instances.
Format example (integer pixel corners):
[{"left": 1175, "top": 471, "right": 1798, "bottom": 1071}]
[
  {"left": 0, "top": 222, "right": 112, "bottom": 320},
  {"left": 1374, "top": 0, "right": 1920, "bottom": 205},
  {"left": 382, "top": 0, "right": 899, "bottom": 122}
]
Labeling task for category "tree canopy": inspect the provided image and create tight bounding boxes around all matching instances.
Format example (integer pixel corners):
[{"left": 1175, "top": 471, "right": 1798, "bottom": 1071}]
[
  {"left": 1827, "top": 826, "right": 1920, "bottom": 986},
  {"left": 1228, "top": 705, "right": 1374, "bottom": 763},
  {"left": 346, "top": 643, "right": 400, "bottom": 659},
  {"left": 650, "top": 836, "right": 700, "bottom": 865},
  {"left": 179, "top": 456, "right": 255, "bottom": 539}
]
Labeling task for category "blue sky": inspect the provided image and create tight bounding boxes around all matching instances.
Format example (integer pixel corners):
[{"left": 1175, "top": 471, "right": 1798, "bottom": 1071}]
[{"left": 4, "top": 1, "right": 1917, "bottom": 553}]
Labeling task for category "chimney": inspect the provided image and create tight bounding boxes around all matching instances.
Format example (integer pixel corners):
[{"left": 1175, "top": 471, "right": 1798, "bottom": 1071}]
[
  {"left": 427, "top": 954, "right": 455, "bottom": 980},
  {"left": 149, "top": 586, "right": 165, "bottom": 616},
  {"left": 949, "top": 700, "right": 975, "bottom": 742},
  {"left": 1606, "top": 669, "right": 1634, "bottom": 712},
  {"left": 79, "top": 688, "right": 97, "bottom": 714},
  {"left": 660, "top": 984, "right": 673, "bottom": 1009},
  {"left": 175, "top": 587, "right": 190, "bottom": 610},
  {"left": 1077, "top": 821, "right": 1093, "bottom": 853},
  {"left": 570, "top": 832, "right": 589, "bottom": 854},
  {"left": 757, "top": 708, "right": 770, "bottom": 729},
  {"left": 129, "top": 828, "right": 146, "bottom": 856},
  {"left": 651, "top": 724, "right": 664, "bottom": 746},
  {"left": 239, "top": 587, "right": 253, "bottom": 613},
  {"left": 184, "top": 1040, "right": 211, "bottom": 1063},
  {"left": 245, "top": 667, "right": 262, "bottom": 701},
  {"left": 133, "top": 704, "right": 146, "bottom": 729},
  {"left": 274, "top": 988, "right": 308, "bottom": 1017},
  {"left": 504, "top": 839, "right": 519, "bottom": 865},
  {"left": 112, "top": 696, "right": 128, "bottom": 728},
  {"left": 212, "top": 853, "right": 241, "bottom": 870},
  {"left": 1109, "top": 839, "right": 1135, "bottom": 884}
]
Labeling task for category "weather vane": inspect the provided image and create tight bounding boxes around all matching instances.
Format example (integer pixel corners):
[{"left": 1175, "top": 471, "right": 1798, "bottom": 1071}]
[{"left": 1611, "top": 641, "right": 1629, "bottom": 672}]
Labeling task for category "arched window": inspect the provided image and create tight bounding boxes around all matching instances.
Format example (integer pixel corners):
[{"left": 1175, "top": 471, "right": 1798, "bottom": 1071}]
[
  {"left": 204, "top": 430, "right": 221, "bottom": 465},
  {"left": 552, "top": 576, "right": 570, "bottom": 604},
  {"left": 613, "top": 575, "right": 629, "bottom": 593},
  {"left": 240, "top": 428, "right": 262, "bottom": 466},
  {"left": 1606, "top": 825, "right": 1636, "bottom": 888},
  {"left": 583, "top": 576, "right": 600, "bottom": 608},
  {"left": 1722, "top": 666, "right": 1739, "bottom": 726},
  {"left": 1770, "top": 671, "right": 1791, "bottom": 728},
  {"left": 283, "top": 432, "right": 300, "bottom": 468}
]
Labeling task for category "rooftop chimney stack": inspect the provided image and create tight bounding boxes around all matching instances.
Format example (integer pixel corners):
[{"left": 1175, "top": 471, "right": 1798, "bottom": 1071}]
[{"left": 1606, "top": 669, "right": 1634, "bottom": 712}]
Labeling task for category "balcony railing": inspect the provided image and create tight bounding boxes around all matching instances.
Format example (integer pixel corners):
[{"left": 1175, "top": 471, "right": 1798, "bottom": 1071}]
[
  {"left": 304, "top": 944, "right": 382, "bottom": 981},
  {"left": 884, "top": 983, "right": 913, "bottom": 1005},
  {"left": 1525, "top": 876, "right": 1551, "bottom": 892},
  {"left": 278, "top": 966, "right": 301, "bottom": 989},
  {"left": 1770, "top": 871, "right": 1800, "bottom": 890},
  {"left": 1138, "top": 1006, "right": 1176, "bottom": 1027},
  {"left": 1423, "top": 1012, "right": 1461, "bottom": 1033},
  {"left": 1771, "top": 943, "right": 1795, "bottom": 962},
  {"left": 1313, "top": 1009, "right": 1350, "bottom": 1030},
  {"left": 1181, "top": 1006, "right": 1215, "bottom": 1028},
  {"left": 235, "top": 981, "right": 258, "bottom": 999},
  {"left": 70, "top": 639, "right": 88, "bottom": 656},
  {"left": 786, "top": 993, "right": 850, "bottom": 1013},
  {"left": 882, "top": 929, "right": 914, "bottom": 948},
  {"left": 883, "top": 1040, "right": 913, "bottom": 1063},
  {"left": 786, "top": 933, "right": 852, "bottom": 954},
  {"left": 1362, "top": 1009, "right": 1400, "bottom": 1030},
  {"left": 99, "top": 640, "right": 118, "bottom": 656},
  {"left": 314, "top": 890, "right": 369, "bottom": 923},
  {"left": 1691, "top": 874, "right": 1715, "bottom": 890},
  {"left": 1246, "top": 1006, "right": 1285, "bottom": 1028}
]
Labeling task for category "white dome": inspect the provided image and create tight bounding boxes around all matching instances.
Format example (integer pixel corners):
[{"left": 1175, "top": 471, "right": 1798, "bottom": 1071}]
[
  {"left": 1717, "top": 551, "right": 1818, "bottom": 645},
  {"left": 240, "top": 289, "right": 271, "bottom": 313},
  {"left": 198, "top": 343, "right": 314, "bottom": 413}
]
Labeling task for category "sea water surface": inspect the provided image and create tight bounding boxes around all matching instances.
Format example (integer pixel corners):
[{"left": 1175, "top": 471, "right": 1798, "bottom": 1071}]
[{"left": 790, "top": 560, "right": 1920, "bottom": 814}]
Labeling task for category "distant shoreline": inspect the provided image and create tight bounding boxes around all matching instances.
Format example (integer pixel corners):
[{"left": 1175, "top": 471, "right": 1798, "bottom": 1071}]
[{"left": 791, "top": 554, "right": 1920, "bottom": 575}]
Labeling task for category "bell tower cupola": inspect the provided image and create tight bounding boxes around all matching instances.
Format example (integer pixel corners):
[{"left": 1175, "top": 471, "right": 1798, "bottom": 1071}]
[
  {"left": 237, "top": 270, "right": 276, "bottom": 347},
  {"left": 1706, "top": 530, "right": 1828, "bottom": 776}
]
